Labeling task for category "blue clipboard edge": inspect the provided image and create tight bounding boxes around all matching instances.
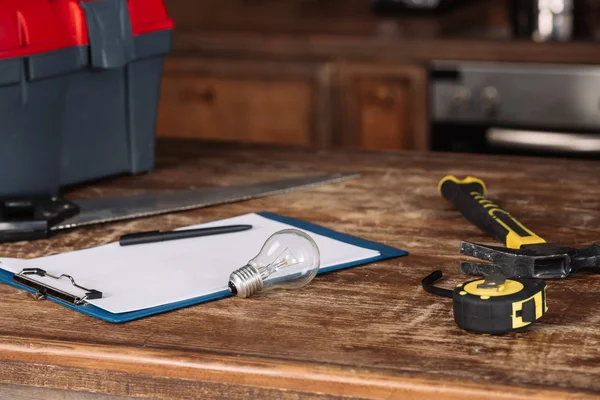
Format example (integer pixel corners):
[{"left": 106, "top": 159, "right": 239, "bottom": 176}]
[{"left": 0, "top": 212, "right": 407, "bottom": 323}]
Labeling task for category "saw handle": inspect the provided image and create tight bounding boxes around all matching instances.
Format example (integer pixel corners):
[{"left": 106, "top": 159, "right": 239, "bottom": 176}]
[{"left": 438, "top": 176, "right": 545, "bottom": 249}]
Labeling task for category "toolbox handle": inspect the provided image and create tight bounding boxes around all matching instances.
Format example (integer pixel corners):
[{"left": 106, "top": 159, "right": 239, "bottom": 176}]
[{"left": 80, "top": 0, "right": 135, "bottom": 69}]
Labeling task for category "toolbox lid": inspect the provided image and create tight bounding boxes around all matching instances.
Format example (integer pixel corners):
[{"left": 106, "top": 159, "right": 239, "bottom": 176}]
[
  {"left": 127, "top": 0, "right": 175, "bottom": 36},
  {"left": 55, "top": 0, "right": 174, "bottom": 48},
  {"left": 0, "top": 0, "right": 79, "bottom": 60}
]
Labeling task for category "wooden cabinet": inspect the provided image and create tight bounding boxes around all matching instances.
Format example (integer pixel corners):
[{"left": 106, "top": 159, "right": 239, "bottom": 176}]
[
  {"left": 157, "top": 58, "right": 428, "bottom": 151},
  {"left": 337, "top": 63, "right": 428, "bottom": 151},
  {"left": 156, "top": 0, "right": 433, "bottom": 151},
  {"left": 156, "top": 58, "right": 334, "bottom": 147},
  {"left": 159, "top": 0, "right": 600, "bottom": 152}
]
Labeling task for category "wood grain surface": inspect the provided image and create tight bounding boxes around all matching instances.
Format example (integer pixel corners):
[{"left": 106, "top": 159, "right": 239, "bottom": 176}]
[
  {"left": 0, "top": 140, "right": 599, "bottom": 399},
  {"left": 0, "top": 384, "right": 150, "bottom": 400}
]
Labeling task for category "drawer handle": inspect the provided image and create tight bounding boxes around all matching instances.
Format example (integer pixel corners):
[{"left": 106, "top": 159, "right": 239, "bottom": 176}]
[
  {"left": 366, "top": 86, "right": 396, "bottom": 107},
  {"left": 180, "top": 88, "right": 216, "bottom": 103},
  {"left": 375, "top": 86, "right": 392, "bottom": 101}
]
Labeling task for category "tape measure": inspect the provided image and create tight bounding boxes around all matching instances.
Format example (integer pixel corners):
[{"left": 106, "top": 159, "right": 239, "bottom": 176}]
[{"left": 422, "top": 270, "right": 548, "bottom": 335}]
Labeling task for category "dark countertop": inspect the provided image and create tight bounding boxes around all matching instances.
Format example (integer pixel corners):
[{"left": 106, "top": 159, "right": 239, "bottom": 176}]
[
  {"left": 167, "top": 0, "right": 600, "bottom": 65},
  {"left": 0, "top": 140, "right": 599, "bottom": 399}
]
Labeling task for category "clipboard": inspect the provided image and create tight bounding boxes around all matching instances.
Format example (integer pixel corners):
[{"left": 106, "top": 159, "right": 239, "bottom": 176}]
[{"left": 0, "top": 212, "right": 407, "bottom": 323}]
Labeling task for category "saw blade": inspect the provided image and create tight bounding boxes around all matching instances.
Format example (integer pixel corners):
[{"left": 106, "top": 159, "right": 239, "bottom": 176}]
[{"left": 53, "top": 173, "right": 360, "bottom": 231}]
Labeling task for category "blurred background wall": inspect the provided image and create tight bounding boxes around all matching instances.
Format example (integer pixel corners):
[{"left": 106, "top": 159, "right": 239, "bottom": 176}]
[{"left": 157, "top": 0, "right": 600, "bottom": 159}]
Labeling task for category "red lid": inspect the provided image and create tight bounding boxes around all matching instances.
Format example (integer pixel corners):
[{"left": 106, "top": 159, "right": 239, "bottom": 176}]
[
  {"left": 127, "top": 0, "right": 174, "bottom": 36},
  {"left": 51, "top": 0, "right": 89, "bottom": 47},
  {"left": 0, "top": 0, "right": 173, "bottom": 60},
  {"left": 0, "top": 0, "right": 80, "bottom": 60},
  {"left": 69, "top": 0, "right": 174, "bottom": 39}
]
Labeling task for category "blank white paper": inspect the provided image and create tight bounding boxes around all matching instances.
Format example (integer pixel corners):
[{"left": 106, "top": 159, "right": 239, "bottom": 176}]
[{"left": 0, "top": 213, "right": 380, "bottom": 314}]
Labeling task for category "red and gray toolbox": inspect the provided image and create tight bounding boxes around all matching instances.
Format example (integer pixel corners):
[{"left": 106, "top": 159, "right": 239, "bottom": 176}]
[{"left": 0, "top": 0, "right": 174, "bottom": 198}]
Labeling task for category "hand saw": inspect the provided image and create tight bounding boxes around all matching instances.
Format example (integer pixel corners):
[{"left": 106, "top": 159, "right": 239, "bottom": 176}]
[{"left": 0, "top": 173, "right": 359, "bottom": 243}]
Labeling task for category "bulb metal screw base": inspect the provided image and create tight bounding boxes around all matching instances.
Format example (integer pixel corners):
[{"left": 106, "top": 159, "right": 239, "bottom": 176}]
[{"left": 228, "top": 265, "right": 263, "bottom": 298}]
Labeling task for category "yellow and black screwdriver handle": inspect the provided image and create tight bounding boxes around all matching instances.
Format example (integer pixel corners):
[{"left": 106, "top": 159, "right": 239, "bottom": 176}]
[{"left": 438, "top": 176, "right": 546, "bottom": 249}]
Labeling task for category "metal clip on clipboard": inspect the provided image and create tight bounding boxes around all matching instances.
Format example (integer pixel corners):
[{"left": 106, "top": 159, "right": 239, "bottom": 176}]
[{"left": 13, "top": 268, "right": 102, "bottom": 305}]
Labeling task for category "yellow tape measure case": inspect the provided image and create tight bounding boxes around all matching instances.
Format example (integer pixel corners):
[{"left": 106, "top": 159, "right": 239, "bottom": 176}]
[
  {"left": 422, "top": 271, "right": 548, "bottom": 335},
  {"left": 453, "top": 277, "right": 548, "bottom": 335}
]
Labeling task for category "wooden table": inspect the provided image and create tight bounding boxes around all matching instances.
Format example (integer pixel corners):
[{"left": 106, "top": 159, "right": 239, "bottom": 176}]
[{"left": 1, "top": 140, "right": 600, "bottom": 399}]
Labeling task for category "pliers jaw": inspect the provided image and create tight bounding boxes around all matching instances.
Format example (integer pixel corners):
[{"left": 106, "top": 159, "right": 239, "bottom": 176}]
[{"left": 459, "top": 241, "right": 574, "bottom": 279}]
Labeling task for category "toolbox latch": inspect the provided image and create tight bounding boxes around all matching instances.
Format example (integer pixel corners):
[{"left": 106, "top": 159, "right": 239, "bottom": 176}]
[{"left": 80, "top": 0, "right": 135, "bottom": 69}]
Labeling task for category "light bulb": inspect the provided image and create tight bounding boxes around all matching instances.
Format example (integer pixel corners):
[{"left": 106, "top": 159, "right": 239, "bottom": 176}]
[{"left": 228, "top": 229, "right": 320, "bottom": 298}]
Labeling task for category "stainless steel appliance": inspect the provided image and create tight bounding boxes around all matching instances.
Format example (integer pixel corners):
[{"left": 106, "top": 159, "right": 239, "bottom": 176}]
[{"left": 430, "top": 61, "right": 600, "bottom": 158}]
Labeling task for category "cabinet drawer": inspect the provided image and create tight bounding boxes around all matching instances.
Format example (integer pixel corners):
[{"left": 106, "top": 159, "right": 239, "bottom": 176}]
[
  {"left": 157, "top": 58, "right": 333, "bottom": 146},
  {"left": 338, "top": 63, "right": 428, "bottom": 151}
]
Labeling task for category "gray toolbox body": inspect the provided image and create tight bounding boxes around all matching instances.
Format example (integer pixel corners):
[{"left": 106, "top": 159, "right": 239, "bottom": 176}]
[{"left": 0, "top": 0, "right": 173, "bottom": 198}]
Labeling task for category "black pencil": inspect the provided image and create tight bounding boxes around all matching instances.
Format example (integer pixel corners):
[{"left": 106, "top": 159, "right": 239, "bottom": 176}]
[{"left": 119, "top": 224, "right": 252, "bottom": 246}]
